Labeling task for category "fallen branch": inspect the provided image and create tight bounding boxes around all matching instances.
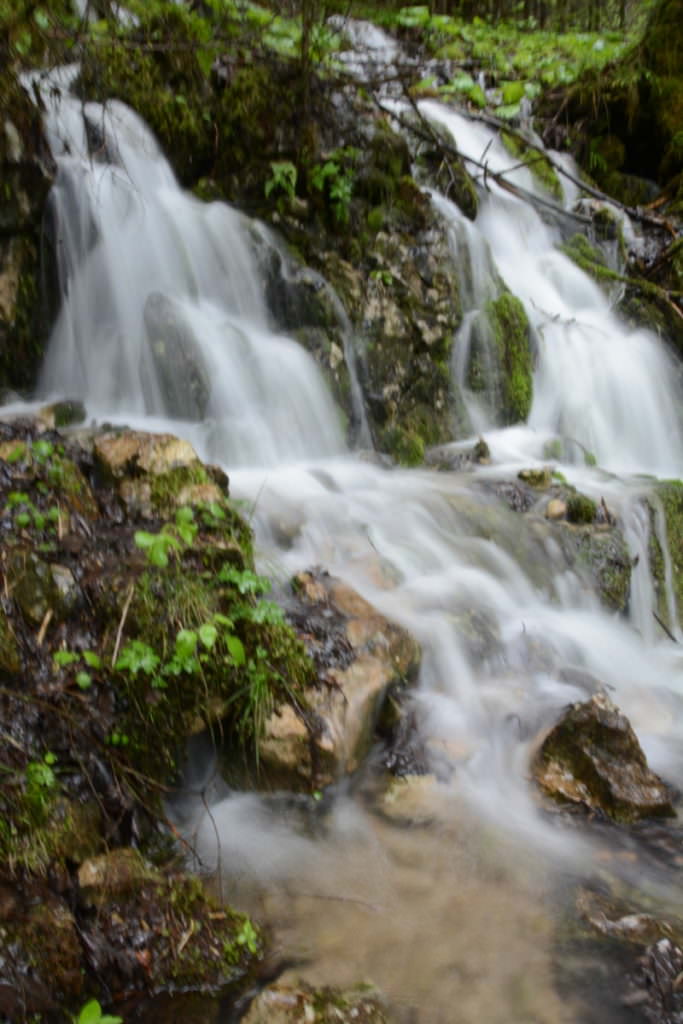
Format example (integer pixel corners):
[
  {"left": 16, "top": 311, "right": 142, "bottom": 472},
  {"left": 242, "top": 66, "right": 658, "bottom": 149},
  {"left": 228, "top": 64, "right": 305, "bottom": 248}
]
[
  {"left": 459, "top": 106, "right": 677, "bottom": 237},
  {"left": 376, "top": 97, "right": 592, "bottom": 226}
]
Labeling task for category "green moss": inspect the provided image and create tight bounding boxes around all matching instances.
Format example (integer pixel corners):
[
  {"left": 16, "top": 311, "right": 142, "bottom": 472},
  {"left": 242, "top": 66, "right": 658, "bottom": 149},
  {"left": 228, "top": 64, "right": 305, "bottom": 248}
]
[
  {"left": 649, "top": 479, "right": 683, "bottom": 631},
  {"left": 571, "top": 528, "right": 632, "bottom": 612},
  {"left": 380, "top": 425, "right": 425, "bottom": 467},
  {"left": 566, "top": 493, "right": 597, "bottom": 524},
  {"left": 485, "top": 292, "right": 533, "bottom": 423},
  {"left": 560, "top": 232, "right": 613, "bottom": 292},
  {"left": 501, "top": 131, "right": 562, "bottom": 200}
]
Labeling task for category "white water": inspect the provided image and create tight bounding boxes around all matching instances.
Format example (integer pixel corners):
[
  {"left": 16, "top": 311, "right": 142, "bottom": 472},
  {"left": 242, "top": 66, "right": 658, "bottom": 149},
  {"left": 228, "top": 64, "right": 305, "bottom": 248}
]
[{"left": 22, "top": 50, "right": 683, "bottom": 1021}]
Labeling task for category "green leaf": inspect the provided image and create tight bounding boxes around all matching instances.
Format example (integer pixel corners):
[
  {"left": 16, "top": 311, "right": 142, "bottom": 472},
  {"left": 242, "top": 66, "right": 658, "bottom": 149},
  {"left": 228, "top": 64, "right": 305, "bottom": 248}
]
[
  {"left": 496, "top": 102, "right": 521, "bottom": 120},
  {"left": 32, "top": 439, "right": 54, "bottom": 461},
  {"left": 76, "top": 1000, "right": 105, "bottom": 1024},
  {"left": 83, "top": 651, "right": 102, "bottom": 668},
  {"left": 500, "top": 80, "right": 525, "bottom": 104},
  {"left": 175, "top": 629, "right": 198, "bottom": 661},
  {"left": 199, "top": 623, "right": 218, "bottom": 649},
  {"left": 34, "top": 8, "right": 49, "bottom": 30},
  {"left": 7, "top": 491, "right": 30, "bottom": 507},
  {"left": 134, "top": 531, "right": 155, "bottom": 549},
  {"left": 76, "top": 671, "right": 92, "bottom": 690},
  {"left": 116, "top": 640, "right": 160, "bottom": 676},
  {"left": 226, "top": 635, "right": 246, "bottom": 667},
  {"left": 54, "top": 650, "right": 80, "bottom": 667}
]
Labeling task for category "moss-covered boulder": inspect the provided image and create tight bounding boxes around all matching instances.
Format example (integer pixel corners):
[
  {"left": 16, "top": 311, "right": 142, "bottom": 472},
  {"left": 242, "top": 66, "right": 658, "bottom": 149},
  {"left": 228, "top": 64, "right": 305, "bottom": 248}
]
[
  {"left": 532, "top": 693, "right": 676, "bottom": 823},
  {"left": 465, "top": 292, "right": 533, "bottom": 425}
]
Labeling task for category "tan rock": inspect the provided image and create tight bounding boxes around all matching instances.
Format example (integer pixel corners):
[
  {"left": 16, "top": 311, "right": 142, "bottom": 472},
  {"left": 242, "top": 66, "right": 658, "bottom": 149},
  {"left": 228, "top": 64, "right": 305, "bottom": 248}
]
[
  {"left": 259, "top": 570, "right": 420, "bottom": 790},
  {"left": 545, "top": 498, "right": 567, "bottom": 520},
  {"left": 94, "top": 430, "right": 198, "bottom": 479}
]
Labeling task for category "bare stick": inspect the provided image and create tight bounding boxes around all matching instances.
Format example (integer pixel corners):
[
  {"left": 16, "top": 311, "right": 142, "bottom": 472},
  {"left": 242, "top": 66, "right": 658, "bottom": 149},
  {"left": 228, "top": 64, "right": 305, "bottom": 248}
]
[{"left": 111, "top": 581, "right": 135, "bottom": 666}]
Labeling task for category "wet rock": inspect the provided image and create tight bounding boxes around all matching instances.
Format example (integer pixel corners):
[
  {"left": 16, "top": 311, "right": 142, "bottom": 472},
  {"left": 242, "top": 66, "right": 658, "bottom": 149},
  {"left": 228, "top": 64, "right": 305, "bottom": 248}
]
[
  {"left": 7, "top": 549, "right": 81, "bottom": 626},
  {"left": 143, "top": 292, "right": 211, "bottom": 420},
  {"left": 0, "top": 885, "right": 83, "bottom": 1019},
  {"left": 93, "top": 429, "right": 225, "bottom": 517},
  {"left": 242, "top": 981, "right": 388, "bottom": 1024},
  {"left": 628, "top": 938, "right": 683, "bottom": 1023},
  {"left": 577, "top": 888, "right": 675, "bottom": 946},
  {"left": 37, "top": 399, "right": 87, "bottom": 429},
  {"left": 376, "top": 773, "right": 452, "bottom": 826},
  {"left": 0, "top": 604, "right": 21, "bottom": 674},
  {"left": 259, "top": 570, "right": 420, "bottom": 790},
  {"left": 94, "top": 430, "right": 199, "bottom": 479},
  {"left": 532, "top": 693, "right": 676, "bottom": 823},
  {"left": 546, "top": 497, "right": 567, "bottom": 520},
  {"left": 554, "top": 522, "right": 632, "bottom": 612},
  {"left": 425, "top": 436, "right": 491, "bottom": 471},
  {"left": 518, "top": 467, "right": 552, "bottom": 488}
]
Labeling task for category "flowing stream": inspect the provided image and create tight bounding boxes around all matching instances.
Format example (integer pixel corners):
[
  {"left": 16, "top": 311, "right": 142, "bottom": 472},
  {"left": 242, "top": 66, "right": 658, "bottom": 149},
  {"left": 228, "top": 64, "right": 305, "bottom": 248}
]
[{"left": 18, "top": 36, "right": 683, "bottom": 1023}]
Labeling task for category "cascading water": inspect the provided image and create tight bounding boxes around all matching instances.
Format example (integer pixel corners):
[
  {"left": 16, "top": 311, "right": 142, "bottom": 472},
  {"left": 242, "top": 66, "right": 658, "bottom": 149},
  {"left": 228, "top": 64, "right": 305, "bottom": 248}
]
[
  {"left": 36, "top": 67, "right": 344, "bottom": 466},
  {"left": 20, "top": 36, "right": 683, "bottom": 1022},
  {"left": 421, "top": 100, "right": 683, "bottom": 478}
]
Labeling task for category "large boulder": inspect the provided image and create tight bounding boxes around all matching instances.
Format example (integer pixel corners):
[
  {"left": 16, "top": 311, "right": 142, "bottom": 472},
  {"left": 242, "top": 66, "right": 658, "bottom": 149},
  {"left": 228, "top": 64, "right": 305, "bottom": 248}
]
[
  {"left": 258, "top": 569, "right": 421, "bottom": 790},
  {"left": 532, "top": 693, "right": 675, "bottom": 823}
]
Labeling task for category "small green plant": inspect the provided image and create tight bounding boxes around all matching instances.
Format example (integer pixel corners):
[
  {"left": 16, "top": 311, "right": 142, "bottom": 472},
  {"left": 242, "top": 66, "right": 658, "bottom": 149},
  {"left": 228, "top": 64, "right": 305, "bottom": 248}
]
[
  {"left": 264, "top": 160, "right": 297, "bottom": 210},
  {"left": 25, "top": 752, "right": 58, "bottom": 817},
  {"left": 53, "top": 649, "right": 102, "bottom": 690},
  {"left": 310, "top": 150, "right": 357, "bottom": 224},
  {"left": 134, "top": 506, "right": 198, "bottom": 567},
  {"left": 4, "top": 490, "right": 60, "bottom": 534},
  {"left": 235, "top": 918, "right": 259, "bottom": 955},
  {"left": 72, "top": 998, "right": 122, "bottom": 1024}
]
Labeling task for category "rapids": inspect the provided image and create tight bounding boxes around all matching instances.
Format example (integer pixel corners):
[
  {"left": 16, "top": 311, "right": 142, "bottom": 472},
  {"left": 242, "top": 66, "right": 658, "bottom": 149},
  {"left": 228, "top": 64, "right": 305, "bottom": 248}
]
[{"left": 17, "top": 31, "right": 683, "bottom": 1022}]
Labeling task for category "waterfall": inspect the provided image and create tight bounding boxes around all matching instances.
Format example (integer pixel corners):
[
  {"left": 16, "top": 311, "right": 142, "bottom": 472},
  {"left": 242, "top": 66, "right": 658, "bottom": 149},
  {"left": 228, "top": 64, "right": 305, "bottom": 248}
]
[
  {"left": 421, "top": 100, "right": 683, "bottom": 478},
  {"left": 19, "top": 45, "right": 683, "bottom": 1020},
  {"left": 35, "top": 68, "right": 344, "bottom": 467}
]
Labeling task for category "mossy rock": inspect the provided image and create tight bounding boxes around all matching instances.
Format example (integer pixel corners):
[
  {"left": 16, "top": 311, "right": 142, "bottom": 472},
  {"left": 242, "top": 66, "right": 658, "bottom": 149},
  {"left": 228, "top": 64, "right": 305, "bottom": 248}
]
[
  {"left": 648, "top": 479, "right": 683, "bottom": 632},
  {"left": 566, "top": 492, "right": 597, "bottom": 525},
  {"left": 483, "top": 292, "right": 534, "bottom": 424},
  {"left": 533, "top": 693, "right": 675, "bottom": 823},
  {"left": 560, "top": 233, "right": 612, "bottom": 293},
  {"left": 501, "top": 130, "right": 562, "bottom": 200},
  {"left": 556, "top": 522, "right": 632, "bottom": 613}
]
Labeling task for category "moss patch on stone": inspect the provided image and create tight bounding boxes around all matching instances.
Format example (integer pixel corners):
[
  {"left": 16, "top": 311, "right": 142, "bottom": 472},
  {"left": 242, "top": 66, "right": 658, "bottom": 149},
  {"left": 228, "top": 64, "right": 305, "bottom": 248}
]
[
  {"left": 648, "top": 479, "right": 683, "bottom": 632},
  {"left": 484, "top": 291, "right": 534, "bottom": 423},
  {"left": 501, "top": 130, "right": 563, "bottom": 200}
]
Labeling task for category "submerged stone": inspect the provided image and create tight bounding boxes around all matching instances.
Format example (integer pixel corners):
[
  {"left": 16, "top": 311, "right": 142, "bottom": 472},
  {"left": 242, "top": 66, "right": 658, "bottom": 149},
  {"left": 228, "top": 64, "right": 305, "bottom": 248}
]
[
  {"left": 242, "top": 981, "right": 388, "bottom": 1024},
  {"left": 532, "top": 693, "right": 675, "bottom": 823}
]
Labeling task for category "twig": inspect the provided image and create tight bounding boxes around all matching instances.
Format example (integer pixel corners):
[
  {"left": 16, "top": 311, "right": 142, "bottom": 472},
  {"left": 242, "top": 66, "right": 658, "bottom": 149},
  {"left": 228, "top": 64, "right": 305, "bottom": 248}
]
[
  {"left": 36, "top": 607, "right": 53, "bottom": 646},
  {"left": 653, "top": 610, "right": 678, "bottom": 644},
  {"left": 111, "top": 581, "right": 135, "bottom": 667}
]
